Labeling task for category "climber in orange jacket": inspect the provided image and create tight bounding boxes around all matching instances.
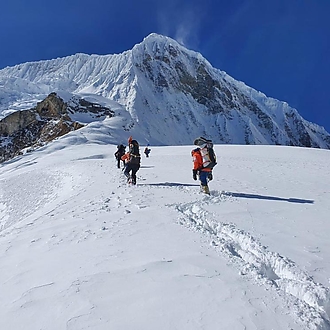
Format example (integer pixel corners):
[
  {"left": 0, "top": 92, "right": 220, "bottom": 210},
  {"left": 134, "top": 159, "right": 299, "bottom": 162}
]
[{"left": 191, "top": 148, "right": 213, "bottom": 195}]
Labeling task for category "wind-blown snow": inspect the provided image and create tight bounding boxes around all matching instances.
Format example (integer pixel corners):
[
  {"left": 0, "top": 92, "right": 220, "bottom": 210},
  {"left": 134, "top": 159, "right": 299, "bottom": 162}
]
[{"left": 0, "top": 121, "right": 329, "bottom": 329}]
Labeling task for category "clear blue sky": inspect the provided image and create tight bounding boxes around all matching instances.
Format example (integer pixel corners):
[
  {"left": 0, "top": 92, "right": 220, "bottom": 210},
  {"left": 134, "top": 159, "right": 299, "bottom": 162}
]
[{"left": 1, "top": 0, "right": 329, "bottom": 132}]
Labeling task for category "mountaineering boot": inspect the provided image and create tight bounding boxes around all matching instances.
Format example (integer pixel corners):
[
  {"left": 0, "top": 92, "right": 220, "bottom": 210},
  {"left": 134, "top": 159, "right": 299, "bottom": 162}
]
[
  {"left": 200, "top": 184, "right": 210, "bottom": 195},
  {"left": 126, "top": 175, "right": 132, "bottom": 184},
  {"left": 204, "top": 185, "right": 210, "bottom": 195}
]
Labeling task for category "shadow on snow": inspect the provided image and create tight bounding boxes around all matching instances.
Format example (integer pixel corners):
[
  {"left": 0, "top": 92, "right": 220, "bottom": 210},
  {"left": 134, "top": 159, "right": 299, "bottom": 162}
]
[
  {"left": 224, "top": 191, "right": 314, "bottom": 204},
  {"left": 141, "top": 182, "right": 200, "bottom": 187}
]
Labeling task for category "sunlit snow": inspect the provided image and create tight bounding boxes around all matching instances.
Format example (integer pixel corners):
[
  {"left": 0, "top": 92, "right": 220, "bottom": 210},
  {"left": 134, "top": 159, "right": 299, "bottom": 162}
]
[{"left": 1, "top": 119, "right": 330, "bottom": 329}]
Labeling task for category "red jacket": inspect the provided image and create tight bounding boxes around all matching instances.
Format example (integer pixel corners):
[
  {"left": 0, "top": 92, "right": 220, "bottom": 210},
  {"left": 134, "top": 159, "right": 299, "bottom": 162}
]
[
  {"left": 191, "top": 148, "right": 212, "bottom": 172},
  {"left": 121, "top": 152, "right": 130, "bottom": 163}
]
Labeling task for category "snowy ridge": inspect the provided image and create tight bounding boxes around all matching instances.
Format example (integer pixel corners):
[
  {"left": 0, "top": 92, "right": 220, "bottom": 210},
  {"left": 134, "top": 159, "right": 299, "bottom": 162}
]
[{"left": 175, "top": 194, "right": 330, "bottom": 328}]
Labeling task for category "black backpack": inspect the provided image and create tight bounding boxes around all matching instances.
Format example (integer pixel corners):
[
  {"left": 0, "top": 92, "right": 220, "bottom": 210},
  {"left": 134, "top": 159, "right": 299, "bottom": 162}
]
[
  {"left": 129, "top": 140, "right": 141, "bottom": 164},
  {"left": 115, "top": 144, "right": 126, "bottom": 159},
  {"left": 118, "top": 144, "right": 125, "bottom": 152},
  {"left": 206, "top": 147, "right": 217, "bottom": 168},
  {"left": 194, "top": 137, "right": 217, "bottom": 169}
]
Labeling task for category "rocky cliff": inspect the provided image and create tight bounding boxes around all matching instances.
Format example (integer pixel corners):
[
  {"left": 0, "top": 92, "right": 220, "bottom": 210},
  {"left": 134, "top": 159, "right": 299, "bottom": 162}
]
[{"left": 0, "top": 93, "right": 113, "bottom": 162}]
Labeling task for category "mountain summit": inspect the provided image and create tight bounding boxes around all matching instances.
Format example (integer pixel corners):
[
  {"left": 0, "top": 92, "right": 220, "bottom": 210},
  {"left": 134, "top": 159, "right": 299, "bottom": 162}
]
[{"left": 1, "top": 33, "right": 330, "bottom": 152}]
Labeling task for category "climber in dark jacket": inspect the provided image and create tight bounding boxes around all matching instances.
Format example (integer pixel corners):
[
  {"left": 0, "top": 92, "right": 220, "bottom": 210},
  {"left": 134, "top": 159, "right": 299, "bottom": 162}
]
[
  {"left": 121, "top": 137, "right": 141, "bottom": 185},
  {"left": 114, "top": 144, "right": 126, "bottom": 168}
]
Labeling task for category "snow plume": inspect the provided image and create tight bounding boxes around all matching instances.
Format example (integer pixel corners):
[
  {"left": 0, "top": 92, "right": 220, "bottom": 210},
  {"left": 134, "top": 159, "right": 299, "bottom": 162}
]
[
  {"left": 173, "top": 6, "right": 202, "bottom": 49},
  {"left": 156, "top": 3, "right": 202, "bottom": 49}
]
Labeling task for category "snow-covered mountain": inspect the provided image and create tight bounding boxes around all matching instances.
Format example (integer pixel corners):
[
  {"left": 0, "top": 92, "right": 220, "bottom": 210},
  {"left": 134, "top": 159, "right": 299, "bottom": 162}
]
[{"left": 1, "top": 33, "right": 330, "bottom": 149}]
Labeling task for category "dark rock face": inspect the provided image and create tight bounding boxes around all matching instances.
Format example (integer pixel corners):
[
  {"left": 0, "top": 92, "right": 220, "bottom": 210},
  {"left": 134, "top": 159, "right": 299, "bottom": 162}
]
[
  {"left": 0, "top": 110, "right": 36, "bottom": 136},
  {"left": 35, "top": 92, "right": 68, "bottom": 119},
  {"left": 134, "top": 38, "right": 330, "bottom": 149},
  {"left": 0, "top": 93, "right": 113, "bottom": 163}
]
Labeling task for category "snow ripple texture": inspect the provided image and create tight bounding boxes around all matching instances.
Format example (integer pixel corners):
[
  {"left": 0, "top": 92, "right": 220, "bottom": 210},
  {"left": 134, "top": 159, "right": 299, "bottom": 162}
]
[{"left": 175, "top": 191, "right": 330, "bottom": 329}]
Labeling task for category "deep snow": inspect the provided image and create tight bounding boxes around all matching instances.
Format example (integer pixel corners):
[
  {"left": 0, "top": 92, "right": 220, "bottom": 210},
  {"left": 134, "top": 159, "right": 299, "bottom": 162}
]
[{"left": 0, "top": 120, "right": 330, "bottom": 329}]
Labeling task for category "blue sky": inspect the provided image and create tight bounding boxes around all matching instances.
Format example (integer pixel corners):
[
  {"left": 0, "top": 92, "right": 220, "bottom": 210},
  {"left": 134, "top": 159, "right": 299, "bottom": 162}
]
[{"left": 1, "top": 0, "right": 329, "bottom": 132}]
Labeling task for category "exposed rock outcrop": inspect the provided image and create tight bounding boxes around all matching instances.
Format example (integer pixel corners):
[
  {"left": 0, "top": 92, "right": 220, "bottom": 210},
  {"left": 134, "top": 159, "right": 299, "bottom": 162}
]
[{"left": 0, "top": 93, "right": 113, "bottom": 163}]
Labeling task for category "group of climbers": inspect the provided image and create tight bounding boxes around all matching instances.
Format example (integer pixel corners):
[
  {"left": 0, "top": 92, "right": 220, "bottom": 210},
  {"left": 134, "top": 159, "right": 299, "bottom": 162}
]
[
  {"left": 114, "top": 136, "right": 217, "bottom": 194},
  {"left": 114, "top": 136, "right": 143, "bottom": 185}
]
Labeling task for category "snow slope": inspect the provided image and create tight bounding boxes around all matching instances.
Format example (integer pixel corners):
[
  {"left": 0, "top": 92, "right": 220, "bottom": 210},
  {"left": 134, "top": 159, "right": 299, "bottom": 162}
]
[{"left": 0, "top": 121, "right": 330, "bottom": 329}]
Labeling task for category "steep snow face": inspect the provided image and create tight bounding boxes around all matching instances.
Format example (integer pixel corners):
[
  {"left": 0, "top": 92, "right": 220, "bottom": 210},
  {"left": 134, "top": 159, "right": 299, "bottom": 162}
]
[
  {"left": 0, "top": 33, "right": 329, "bottom": 148},
  {"left": 128, "top": 34, "right": 330, "bottom": 147}
]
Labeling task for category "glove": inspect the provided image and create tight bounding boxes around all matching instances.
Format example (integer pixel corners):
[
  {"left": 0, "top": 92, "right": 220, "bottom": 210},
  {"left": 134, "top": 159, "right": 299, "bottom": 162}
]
[
  {"left": 208, "top": 172, "right": 213, "bottom": 181},
  {"left": 192, "top": 169, "right": 198, "bottom": 180}
]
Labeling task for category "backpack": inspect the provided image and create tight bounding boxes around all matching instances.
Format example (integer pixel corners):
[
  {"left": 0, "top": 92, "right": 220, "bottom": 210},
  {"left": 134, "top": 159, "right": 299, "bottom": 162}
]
[
  {"left": 115, "top": 144, "right": 126, "bottom": 159},
  {"left": 117, "top": 144, "right": 125, "bottom": 152},
  {"left": 194, "top": 137, "right": 217, "bottom": 169},
  {"left": 129, "top": 139, "right": 141, "bottom": 164}
]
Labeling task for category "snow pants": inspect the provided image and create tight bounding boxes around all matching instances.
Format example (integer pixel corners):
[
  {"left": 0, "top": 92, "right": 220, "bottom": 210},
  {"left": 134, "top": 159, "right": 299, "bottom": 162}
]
[
  {"left": 199, "top": 170, "right": 211, "bottom": 186},
  {"left": 123, "top": 163, "right": 140, "bottom": 185}
]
